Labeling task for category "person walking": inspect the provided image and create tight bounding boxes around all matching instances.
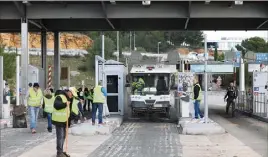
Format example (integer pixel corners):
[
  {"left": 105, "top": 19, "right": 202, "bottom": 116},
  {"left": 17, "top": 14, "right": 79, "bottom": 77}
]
[
  {"left": 27, "top": 83, "right": 43, "bottom": 133},
  {"left": 224, "top": 81, "right": 238, "bottom": 117},
  {"left": 192, "top": 77, "right": 204, "bottom": 120},
  {"left": 52, "top": 89, "right": 76, "bottom": 157},
  {"left": 92, "top": 81, "right": 107, "bottom": 125},
  {"left": 43, "top": 89, "right": 55, "bottom": 132}
]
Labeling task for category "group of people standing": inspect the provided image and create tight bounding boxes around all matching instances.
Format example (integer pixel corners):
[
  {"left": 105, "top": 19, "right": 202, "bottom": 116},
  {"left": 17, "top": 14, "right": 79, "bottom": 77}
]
[{"left": 26, "top": 81, "right": 107, "bottom": 157}]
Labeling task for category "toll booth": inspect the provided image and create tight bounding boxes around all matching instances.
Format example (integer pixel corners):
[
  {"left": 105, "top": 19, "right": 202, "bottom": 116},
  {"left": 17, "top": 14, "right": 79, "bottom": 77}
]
[{"left": 98, "top": 60, "right": 127, "bottom": 116}]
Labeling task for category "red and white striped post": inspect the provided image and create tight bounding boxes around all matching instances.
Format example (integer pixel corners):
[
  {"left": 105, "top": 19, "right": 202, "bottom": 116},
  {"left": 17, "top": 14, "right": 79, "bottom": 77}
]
[{"left": 48, "top": 65, "right": 52, "bottom": 88}]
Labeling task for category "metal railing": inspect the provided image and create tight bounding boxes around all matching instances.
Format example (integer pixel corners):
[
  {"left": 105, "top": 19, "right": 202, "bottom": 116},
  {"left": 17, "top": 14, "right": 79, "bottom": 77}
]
[{"left": 236, "top": 91, "right": 268, "bottom": 121}]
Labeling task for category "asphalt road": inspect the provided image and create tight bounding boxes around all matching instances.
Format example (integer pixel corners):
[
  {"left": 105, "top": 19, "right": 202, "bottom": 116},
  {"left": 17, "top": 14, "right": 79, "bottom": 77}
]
[
  {"left": 88, "top": 121, "right": 182, "bottom": 157},
  {"left": 209, "top": 104, "right": 268, "bottom": 157},
  {"left": 0, "top": 118, "right": 55, "bottom": 157}
]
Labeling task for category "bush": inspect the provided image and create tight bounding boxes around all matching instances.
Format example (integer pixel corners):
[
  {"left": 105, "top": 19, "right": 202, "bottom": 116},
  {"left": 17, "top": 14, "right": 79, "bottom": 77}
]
[{"left": 77, "top": 65, "right": 88, "bottom": 72}]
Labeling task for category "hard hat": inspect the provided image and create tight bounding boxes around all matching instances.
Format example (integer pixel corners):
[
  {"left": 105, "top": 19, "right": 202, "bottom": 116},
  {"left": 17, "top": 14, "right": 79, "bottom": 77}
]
[{"left": 69, "top": 87, "right": 78, "bottom": 97}]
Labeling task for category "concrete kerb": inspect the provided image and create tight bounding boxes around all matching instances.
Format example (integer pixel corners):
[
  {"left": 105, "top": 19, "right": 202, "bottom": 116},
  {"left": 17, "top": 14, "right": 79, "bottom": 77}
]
[
  {"left": 178, "top": 117, "right": 226, "bottom": 135},
  {"left": 69, "top": 116, "right": 123, "bottom": 136}
]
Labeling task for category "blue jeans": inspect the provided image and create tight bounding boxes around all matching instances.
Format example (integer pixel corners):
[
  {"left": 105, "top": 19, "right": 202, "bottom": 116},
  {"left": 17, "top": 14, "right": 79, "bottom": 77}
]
[
  {"left": 92, "top": 103, "right": 103, "bottom": 124},
  {"left": 78, "top": 102, "right": 84, "bottom": 118},
  {"left": 29, "top": 106, "right": 40, "bottom": 129},
  {"left": 47, "top": 113, "right": 52, "bottom": 129},
  {"left": 194, "top": 100, "right": 203, "bottom": 119}
]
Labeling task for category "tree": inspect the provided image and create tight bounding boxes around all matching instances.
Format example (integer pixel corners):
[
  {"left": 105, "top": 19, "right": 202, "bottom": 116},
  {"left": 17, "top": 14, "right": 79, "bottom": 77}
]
[
  {"left": 236, "top": 37, "right": 268, "bottom": 56},
  {"left": 83, "top": 31, "right": 204, "bottom": 53},
  {"left": 84, "top": 36, "right": 116, "bottom": 70},
  {"left": 0, "top": 45, "right": 16, "bottom": 80}
]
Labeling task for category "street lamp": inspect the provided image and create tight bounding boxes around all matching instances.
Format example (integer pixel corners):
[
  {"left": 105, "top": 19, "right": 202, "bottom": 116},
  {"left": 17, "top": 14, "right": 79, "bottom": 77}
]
[{"left": 157, "top": 42, "right": 161, "bottom": 62}]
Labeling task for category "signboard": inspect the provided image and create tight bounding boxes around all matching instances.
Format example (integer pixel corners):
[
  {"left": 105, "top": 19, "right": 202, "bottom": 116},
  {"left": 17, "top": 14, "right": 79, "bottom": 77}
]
[
  {"left": 234, "top": 51, "right": 241, "bottom": 67},
  {"left": 248, "top": 64, "right": 268, "bottom": 72},
  {"left": 177, "top": 72, "right": 194, "bottom": 95},
  {"left": 256, "top": 53, "right": 268, "bottom": 63},
  {"left": 190, "top": 64, "right": 233, "bottom": 73}
]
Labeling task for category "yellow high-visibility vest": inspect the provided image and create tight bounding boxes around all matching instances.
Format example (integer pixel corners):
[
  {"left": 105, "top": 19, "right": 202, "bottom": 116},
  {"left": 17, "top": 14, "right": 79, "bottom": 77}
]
[
  {"left": 52, "top": 95, "right": 70, "bottom": 123},
  {"left": 28, "top": 88, "right": 43, "bottom": 107},
  {"left": 71, "top": 98, "right": 79, "bottom": 115},
  {"left": 44, "top": 96, "right": 55, "bottom": 113},
  {"left": 93, "top": 86, "right": 105, "bottom": 103},
  {"left": 192, "top": 84, "right": 202, "bottom": 100}
]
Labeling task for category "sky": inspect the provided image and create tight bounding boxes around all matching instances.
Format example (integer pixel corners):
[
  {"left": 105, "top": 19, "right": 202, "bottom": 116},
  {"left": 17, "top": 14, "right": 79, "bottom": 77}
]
[{"left": 203, "top": 31, "right": 268, "bottom": 41}]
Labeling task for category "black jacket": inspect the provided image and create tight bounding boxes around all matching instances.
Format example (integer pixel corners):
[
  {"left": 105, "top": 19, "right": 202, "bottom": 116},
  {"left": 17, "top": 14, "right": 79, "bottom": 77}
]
[
  {"left": 52, "top": 90, "right": 70, "bottom": 126},
  {"left": 193, "top": 83, "right": 201, "bottom": 100},
  {"left": 224, "top": 86, "right": 237, "bottom": 101}
]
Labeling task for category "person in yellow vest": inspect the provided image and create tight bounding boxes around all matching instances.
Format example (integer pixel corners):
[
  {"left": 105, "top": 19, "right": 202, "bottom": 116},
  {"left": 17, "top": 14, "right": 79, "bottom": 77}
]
[
  {"left": 52, "top": 89, "right": 76, "bottom": 157},
  {"left": 92, "top": 81, "right": 107, "bottom": 125},
  {"left": 68, "top": 87, "right": 80, "bottom": 125},
  {"left": 27, "top": 83, "right": 43, "bottom": 134},
  {"left": 83, "top": 87, "right": 93, "bottom": 112},
  {"left": 192, "top": 77, "right": 204, "bottom": 120},
  {"left": 43, "top": 89, "right": 55, "bottom": 132}
]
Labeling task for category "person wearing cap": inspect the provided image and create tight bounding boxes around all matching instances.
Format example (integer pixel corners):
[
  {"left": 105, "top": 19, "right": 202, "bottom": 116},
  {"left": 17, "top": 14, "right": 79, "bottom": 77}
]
[
  {"left": 52, "top": 89, "right": 75, "bottom": 157},
  {"left": 26, "top": 83, "right": 43, "bottom": 134},
  {"left": 43, "top": 89, "right": 55, "bottom": 132},
  {"left": 92, "top": 81, "right": 107, "bottom": 125},
  {"left": 67, "top": 87, "right": 80, "bottom": 126}
]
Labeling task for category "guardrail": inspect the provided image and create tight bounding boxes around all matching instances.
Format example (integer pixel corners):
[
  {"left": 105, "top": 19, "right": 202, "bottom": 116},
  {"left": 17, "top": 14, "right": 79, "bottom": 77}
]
[{"left": 236, "top": 91, "right": 268, "bottom": 122}]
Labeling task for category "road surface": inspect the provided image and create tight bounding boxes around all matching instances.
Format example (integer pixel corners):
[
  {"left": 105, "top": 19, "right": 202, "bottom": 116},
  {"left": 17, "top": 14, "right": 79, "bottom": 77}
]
[{"left": 88, "top": 122, "right": 182, "bottom": 157}]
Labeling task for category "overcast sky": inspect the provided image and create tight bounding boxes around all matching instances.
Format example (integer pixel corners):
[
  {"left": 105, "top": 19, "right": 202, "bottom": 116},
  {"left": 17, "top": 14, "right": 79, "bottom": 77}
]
[{"left": 203, "top": 31, "right": 268, "bottom": 41}]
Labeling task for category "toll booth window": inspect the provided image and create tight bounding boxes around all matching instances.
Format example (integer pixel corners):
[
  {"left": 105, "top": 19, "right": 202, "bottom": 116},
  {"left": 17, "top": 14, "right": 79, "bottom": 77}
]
[{"left": 107, "top": 75, "right": 118, "bottom": 93}]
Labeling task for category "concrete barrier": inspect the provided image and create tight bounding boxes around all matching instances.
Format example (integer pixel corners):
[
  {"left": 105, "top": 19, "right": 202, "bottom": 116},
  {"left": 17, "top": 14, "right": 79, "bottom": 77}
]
[
  {"left": 178, "top": 117, "right": 226, "bottom": 135},
  {"left": 70, "top": 116, "right": 123, "bottom": 136}
]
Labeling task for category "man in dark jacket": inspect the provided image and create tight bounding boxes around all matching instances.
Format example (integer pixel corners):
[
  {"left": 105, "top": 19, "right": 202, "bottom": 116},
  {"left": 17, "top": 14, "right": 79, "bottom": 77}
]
[
  {"left": 224, "top": 81, "right": 238, "bottom": 117},
  {"left": 156, "top": 76, "right": 167, "bottom": 95},
  {"left": 52, "top": 90, "right": 72, "bottom": 157}
]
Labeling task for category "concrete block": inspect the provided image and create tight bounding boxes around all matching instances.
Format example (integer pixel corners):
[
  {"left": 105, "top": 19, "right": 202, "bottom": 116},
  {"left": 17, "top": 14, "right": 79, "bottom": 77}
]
[
  {"left": 178, "top": 117, "right": 226, "bottom": 135},
  {"left": 70, "top": 116, "right": 123, "bottom": 136}
]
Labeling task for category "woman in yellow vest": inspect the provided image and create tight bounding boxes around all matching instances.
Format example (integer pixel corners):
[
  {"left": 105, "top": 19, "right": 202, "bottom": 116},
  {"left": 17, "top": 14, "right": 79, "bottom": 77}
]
[
  {"left": 192, "top": 77, "right": 204, "bottom": 120},
  {"left": 52, "top": 89, "right": 76, "bottom": 157},
  {"left": 27, "top": 83, "right": 43, "bottom": 134},
  {"left": 43, "top": 89, "right": 55, "bottom": 132}
]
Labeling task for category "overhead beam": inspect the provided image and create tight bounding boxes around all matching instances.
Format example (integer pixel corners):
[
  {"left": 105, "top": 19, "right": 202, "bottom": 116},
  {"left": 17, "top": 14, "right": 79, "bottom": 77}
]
[
  {"left": 101, "top": 1, "right": 115, "bottom": 29},
  {"left": 257, "top": 19, "right": 268, "bottom": 29},
  {"left": 13, "top": 1, "right": 25, "bottom": 17},
  {"left": 184, "top": 1, "right": 191, "bottom": 30}
]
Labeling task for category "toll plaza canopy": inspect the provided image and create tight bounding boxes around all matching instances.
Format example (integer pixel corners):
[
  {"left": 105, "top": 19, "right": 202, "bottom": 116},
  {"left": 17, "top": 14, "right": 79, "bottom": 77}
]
[{"left": 1, "top": 1, "right": 268, "bottom": 32}]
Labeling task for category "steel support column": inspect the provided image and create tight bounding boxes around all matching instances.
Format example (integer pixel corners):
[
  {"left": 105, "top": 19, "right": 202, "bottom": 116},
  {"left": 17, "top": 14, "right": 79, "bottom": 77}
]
[
  {"left": 41, "top": 30, "right": 47, "bottom": 89},
  {"left": 53, "top": 32, "right": 60, "bottom": 90},
  {"left": 0, "top": 56, "right": 3, "bottom": 117},
  {"left": 21, "top": 19, "right": 29, "bottom": 95}
]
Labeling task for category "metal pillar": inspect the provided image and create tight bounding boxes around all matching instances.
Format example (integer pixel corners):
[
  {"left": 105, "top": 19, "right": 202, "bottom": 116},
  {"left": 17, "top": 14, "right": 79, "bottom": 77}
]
[
  {"left": 0, "top": 56, "right": 3, "bottom": 112},
  {"left": 41, "top": 31, "right": 47, "bottom": 88},
  {"left": 181, "top": 60, "right": 185, "bottom": 72},
  {"left": 101, "top": 33, "right": 105, "bottom": 87},
  {"left": 21, "top": 20, "right": 29, "bottom": 94},
  {"left": 53, "top": 32, "right": 60, "bottom": 90},
  {"left": 239, "top": 58, "right": 245, "bottom": 91},
  {"left": 129, "top": 31, "right": 132, "bottom": 52},
  {"left": 204, "top": 34, "right": 208, "bottom": 123},
  {"left": 133, "top": 31, "right": 136, "bottom": 51},
  {"left": 95, "top": 56, "right": 106, "bottom": 86},
  {"left": 117, "top": 31, "right": 119, "bottom": 61},
  {"left": 16, "top": 56, "right": 20, "bottom": 106}
]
